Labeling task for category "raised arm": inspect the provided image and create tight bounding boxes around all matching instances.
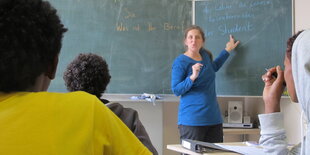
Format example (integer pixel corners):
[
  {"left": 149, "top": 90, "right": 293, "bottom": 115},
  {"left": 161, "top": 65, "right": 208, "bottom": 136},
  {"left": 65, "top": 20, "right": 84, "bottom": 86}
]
[
  {"left": 259, "top": 66, "right": 292, "bottom": 155},
  {"left": 212, "top": 35, "right": 239, "bottom": 71},
  {"left": 261, "top": 66, "right": 285, "bottom": 113}
]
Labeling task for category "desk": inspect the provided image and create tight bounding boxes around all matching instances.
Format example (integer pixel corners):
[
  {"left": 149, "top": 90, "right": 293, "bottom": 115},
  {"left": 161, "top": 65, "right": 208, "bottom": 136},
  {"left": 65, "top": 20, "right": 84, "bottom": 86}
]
[
  {"left": 223, "top": 128, "right": 260, "bottom": 135},
  {"left": 223, "top": 128, "right": 260, "bottom": 141},
  {"left": 167, "top": 143, "right": 243, "bottom": 155}
]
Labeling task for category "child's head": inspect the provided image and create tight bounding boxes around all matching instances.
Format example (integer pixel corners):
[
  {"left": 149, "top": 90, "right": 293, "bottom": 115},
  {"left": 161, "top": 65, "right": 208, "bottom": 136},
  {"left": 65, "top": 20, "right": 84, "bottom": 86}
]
[
  {"left": 0, "top": 0, "right": 67, "bottom": 92},
  {"left": 63, "top": 53, "right": 111, "bottom": 98}
]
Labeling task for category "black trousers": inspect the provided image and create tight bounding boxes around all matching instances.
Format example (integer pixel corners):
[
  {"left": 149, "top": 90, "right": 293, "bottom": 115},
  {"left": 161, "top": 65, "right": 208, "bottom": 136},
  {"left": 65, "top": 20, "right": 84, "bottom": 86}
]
[{"left": 178, "top": 124, "right": 223, "bottom": 143}]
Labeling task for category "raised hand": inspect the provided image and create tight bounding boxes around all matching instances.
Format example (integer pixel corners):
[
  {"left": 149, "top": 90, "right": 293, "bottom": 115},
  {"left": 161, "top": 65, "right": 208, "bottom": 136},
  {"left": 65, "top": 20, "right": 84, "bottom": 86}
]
[
  {"left": 225, "top": 34, "right": 240, "bottom": 52},
  {"left": 262, "top": 66, "right": 285, "bottom": 113}
]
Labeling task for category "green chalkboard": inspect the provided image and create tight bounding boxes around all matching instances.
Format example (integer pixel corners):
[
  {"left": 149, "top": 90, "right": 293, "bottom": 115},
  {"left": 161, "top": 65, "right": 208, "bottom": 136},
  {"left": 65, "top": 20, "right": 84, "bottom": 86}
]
[
  {"left": 47, "top": 0, "right": 292, "bottom": 95},
  {"left": 195, "top": 0, "right": 292, "bottom": 95},
  {"left": 47, "top": 0, "right": 192, "bottom": 93}
]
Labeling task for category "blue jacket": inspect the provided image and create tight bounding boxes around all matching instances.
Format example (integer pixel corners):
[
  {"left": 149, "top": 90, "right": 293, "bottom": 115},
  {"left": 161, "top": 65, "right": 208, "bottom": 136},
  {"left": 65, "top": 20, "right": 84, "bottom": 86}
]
[{"left": 171, "top": 49, "right": 229, "bottom": 126}]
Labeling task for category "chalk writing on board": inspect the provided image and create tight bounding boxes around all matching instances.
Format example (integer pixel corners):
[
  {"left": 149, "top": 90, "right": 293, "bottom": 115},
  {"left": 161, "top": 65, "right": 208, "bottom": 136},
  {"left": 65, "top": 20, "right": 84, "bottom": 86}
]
[
  {"left": 115, "top": 7, "right": 185, "bottom": 32},
  {"left": 164, "top": 23, "right": 184, "bottom": 31},
  {"left": 47, "top": 0, "right": 290, "bottom": 95},
  {"left": 218, "top": 22, "right": 254, "bottom": 35},
  {"left": 208, "top": 13, "right": 254, "bottom": 23},
  {"left": 200, "top": 0, "right": 274, "bottom": 37},
  {"left": 148, "top": 23, "right": 156, "bottom": 31},
  {"left": 124, "top": 8, "right": 136, "bottom": 19},
  {"left": 116, "top": 22, "right": 185, "bottom": 32},
  {"left": 48, "top": 0, "right": 192, "bottom": 94},
  {"left": 196, "top": 0, "right": 292, "bottom": 95},
  {"left": 207, "top": 0, "right": 272, "bottom": 11}
]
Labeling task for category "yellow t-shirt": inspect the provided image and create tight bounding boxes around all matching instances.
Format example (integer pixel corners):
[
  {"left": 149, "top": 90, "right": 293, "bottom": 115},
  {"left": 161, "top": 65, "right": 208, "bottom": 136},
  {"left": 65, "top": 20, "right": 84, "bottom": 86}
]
[{"left": 0, "top": 91, "right": 151, "bottom": 155}]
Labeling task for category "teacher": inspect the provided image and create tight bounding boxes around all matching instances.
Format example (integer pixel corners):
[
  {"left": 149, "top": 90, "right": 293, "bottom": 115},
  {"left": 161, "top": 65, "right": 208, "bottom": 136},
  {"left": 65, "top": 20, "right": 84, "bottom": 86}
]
[{"left": 171, "top": 25, "right": 239, "bottom": 142}]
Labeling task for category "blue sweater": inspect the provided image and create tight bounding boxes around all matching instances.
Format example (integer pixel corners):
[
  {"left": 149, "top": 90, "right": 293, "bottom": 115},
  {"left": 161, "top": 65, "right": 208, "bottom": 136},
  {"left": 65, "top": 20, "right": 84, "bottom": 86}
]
[{"left": 171, "top": 49, "right": 229, "bottom": 126}]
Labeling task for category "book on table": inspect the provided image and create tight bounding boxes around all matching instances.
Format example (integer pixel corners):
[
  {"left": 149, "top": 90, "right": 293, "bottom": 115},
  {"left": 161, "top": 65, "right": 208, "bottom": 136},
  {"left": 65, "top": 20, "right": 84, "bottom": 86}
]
[{"left": 181, "top": 139, "right": 236, "bottom": 153}]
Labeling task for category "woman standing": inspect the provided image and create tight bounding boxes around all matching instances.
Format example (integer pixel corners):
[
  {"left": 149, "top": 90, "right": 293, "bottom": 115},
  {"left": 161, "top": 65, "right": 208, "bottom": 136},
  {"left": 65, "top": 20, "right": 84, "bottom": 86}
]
[{"left": 171, "top": 25, "right": 239, "bottom": 142}]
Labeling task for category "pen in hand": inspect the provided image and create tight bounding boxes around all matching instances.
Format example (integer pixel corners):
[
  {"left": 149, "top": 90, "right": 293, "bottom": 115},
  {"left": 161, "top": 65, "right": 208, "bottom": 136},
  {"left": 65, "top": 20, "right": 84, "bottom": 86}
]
[
  {"left": 264, "top": 68, "right": 286, "bottom": 86},
  {"left": 264, "top": 68, "right": 278, "bottom": 78}
]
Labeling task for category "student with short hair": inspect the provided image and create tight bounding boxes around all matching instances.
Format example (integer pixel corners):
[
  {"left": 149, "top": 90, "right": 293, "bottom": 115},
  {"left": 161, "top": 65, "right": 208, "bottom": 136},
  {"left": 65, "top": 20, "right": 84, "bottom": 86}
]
[
  {"left": 63, "top": 53, "right": 158, "bottom": 155},
  {"left": 0, "top": 0, "right": 151, "bottom": 154}
]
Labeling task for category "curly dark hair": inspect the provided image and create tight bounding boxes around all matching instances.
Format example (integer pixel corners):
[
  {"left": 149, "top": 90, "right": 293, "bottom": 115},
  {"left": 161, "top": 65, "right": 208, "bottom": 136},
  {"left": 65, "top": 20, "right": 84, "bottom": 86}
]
[
  {"left": 0, "top": 0, "right": 67, "bottom": 92},
  {"left": 63, "top": 53, "right": 111, "bottom": 98},
  {"left": 286, "top": 30, "right": 304, "bottom": 62}
]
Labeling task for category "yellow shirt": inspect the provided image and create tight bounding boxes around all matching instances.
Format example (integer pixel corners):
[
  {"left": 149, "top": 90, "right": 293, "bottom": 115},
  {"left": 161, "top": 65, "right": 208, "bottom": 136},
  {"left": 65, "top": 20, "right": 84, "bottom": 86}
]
[{"left": 0, "top": 91, "right": 151, "bottom": 155}]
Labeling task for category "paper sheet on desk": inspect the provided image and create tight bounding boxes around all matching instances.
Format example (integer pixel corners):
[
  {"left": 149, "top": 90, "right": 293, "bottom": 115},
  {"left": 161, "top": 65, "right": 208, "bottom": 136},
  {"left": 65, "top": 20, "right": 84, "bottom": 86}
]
[
  {"left": 130, "top": 93, "right": 162, "bottom": 106},
  {"left": 215, "top": 144, "right": 265, "bottom": 155}
]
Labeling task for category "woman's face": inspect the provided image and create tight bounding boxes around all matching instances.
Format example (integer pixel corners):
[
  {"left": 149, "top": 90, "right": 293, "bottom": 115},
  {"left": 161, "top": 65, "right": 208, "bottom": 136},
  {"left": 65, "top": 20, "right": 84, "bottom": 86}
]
[
  {"left": 284, "top": 53, "right": 298, "bottom": 102},
  {"left": 184, "top": 29, "right": 204, "bottom": 52}
]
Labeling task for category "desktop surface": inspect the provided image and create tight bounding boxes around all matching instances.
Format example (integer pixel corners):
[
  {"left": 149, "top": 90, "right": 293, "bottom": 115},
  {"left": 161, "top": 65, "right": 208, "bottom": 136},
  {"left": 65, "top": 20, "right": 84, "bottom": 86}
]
[{"left": 167, "top": 144, "right": 242, "bottom": 155}]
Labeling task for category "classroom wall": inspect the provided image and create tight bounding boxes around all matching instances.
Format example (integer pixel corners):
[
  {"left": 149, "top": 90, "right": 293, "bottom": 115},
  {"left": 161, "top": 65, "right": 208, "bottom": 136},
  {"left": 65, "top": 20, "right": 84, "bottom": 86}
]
[
  {"left": 281, "top": 100, "right": 302, "bottom": 144},
  {"left": 116, "top": 101, "right": 164, "bottom": 154},
  {"left": 295, "top": 0, "right": 310, "bottom": 32}
]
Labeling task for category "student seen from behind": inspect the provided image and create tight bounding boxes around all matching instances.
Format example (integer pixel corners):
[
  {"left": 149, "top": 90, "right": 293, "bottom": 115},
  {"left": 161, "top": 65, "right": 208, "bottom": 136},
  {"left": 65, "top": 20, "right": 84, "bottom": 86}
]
[
  {"left": 0, "top": 0, "right": 151, "bottom": 154},
  {"left": 63, "top": 53, "right": 158, "bottom": 155}
]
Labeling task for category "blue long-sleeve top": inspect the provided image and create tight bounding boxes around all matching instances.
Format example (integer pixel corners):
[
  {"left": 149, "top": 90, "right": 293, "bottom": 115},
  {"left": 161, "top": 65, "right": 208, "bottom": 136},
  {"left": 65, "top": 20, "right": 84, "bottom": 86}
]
[{"left": 171, "top": 49, "right": 229, "bottom": 126}]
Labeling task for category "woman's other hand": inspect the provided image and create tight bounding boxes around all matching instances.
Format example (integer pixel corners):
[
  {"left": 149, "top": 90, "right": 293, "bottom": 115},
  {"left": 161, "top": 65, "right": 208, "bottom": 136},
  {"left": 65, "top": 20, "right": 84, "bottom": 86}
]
[{"left": 190, "top": 63, "right": 203, "bottom": 81}]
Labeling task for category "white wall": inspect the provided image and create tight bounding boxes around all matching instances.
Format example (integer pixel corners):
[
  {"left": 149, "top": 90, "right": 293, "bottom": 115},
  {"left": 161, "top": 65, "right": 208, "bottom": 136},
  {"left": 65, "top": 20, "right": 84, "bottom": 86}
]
[
  {"left": 118, "top": 101, "right": 163, "bottom": 154},
  {"left": 295, "top": 0, "right": 310, "bottom": 32},
  {"left": 281, "top": 99, "right": 302, "bottom": 144},
  {"left": 102, "top": 94, "right": 164, "bottom": 155}
]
